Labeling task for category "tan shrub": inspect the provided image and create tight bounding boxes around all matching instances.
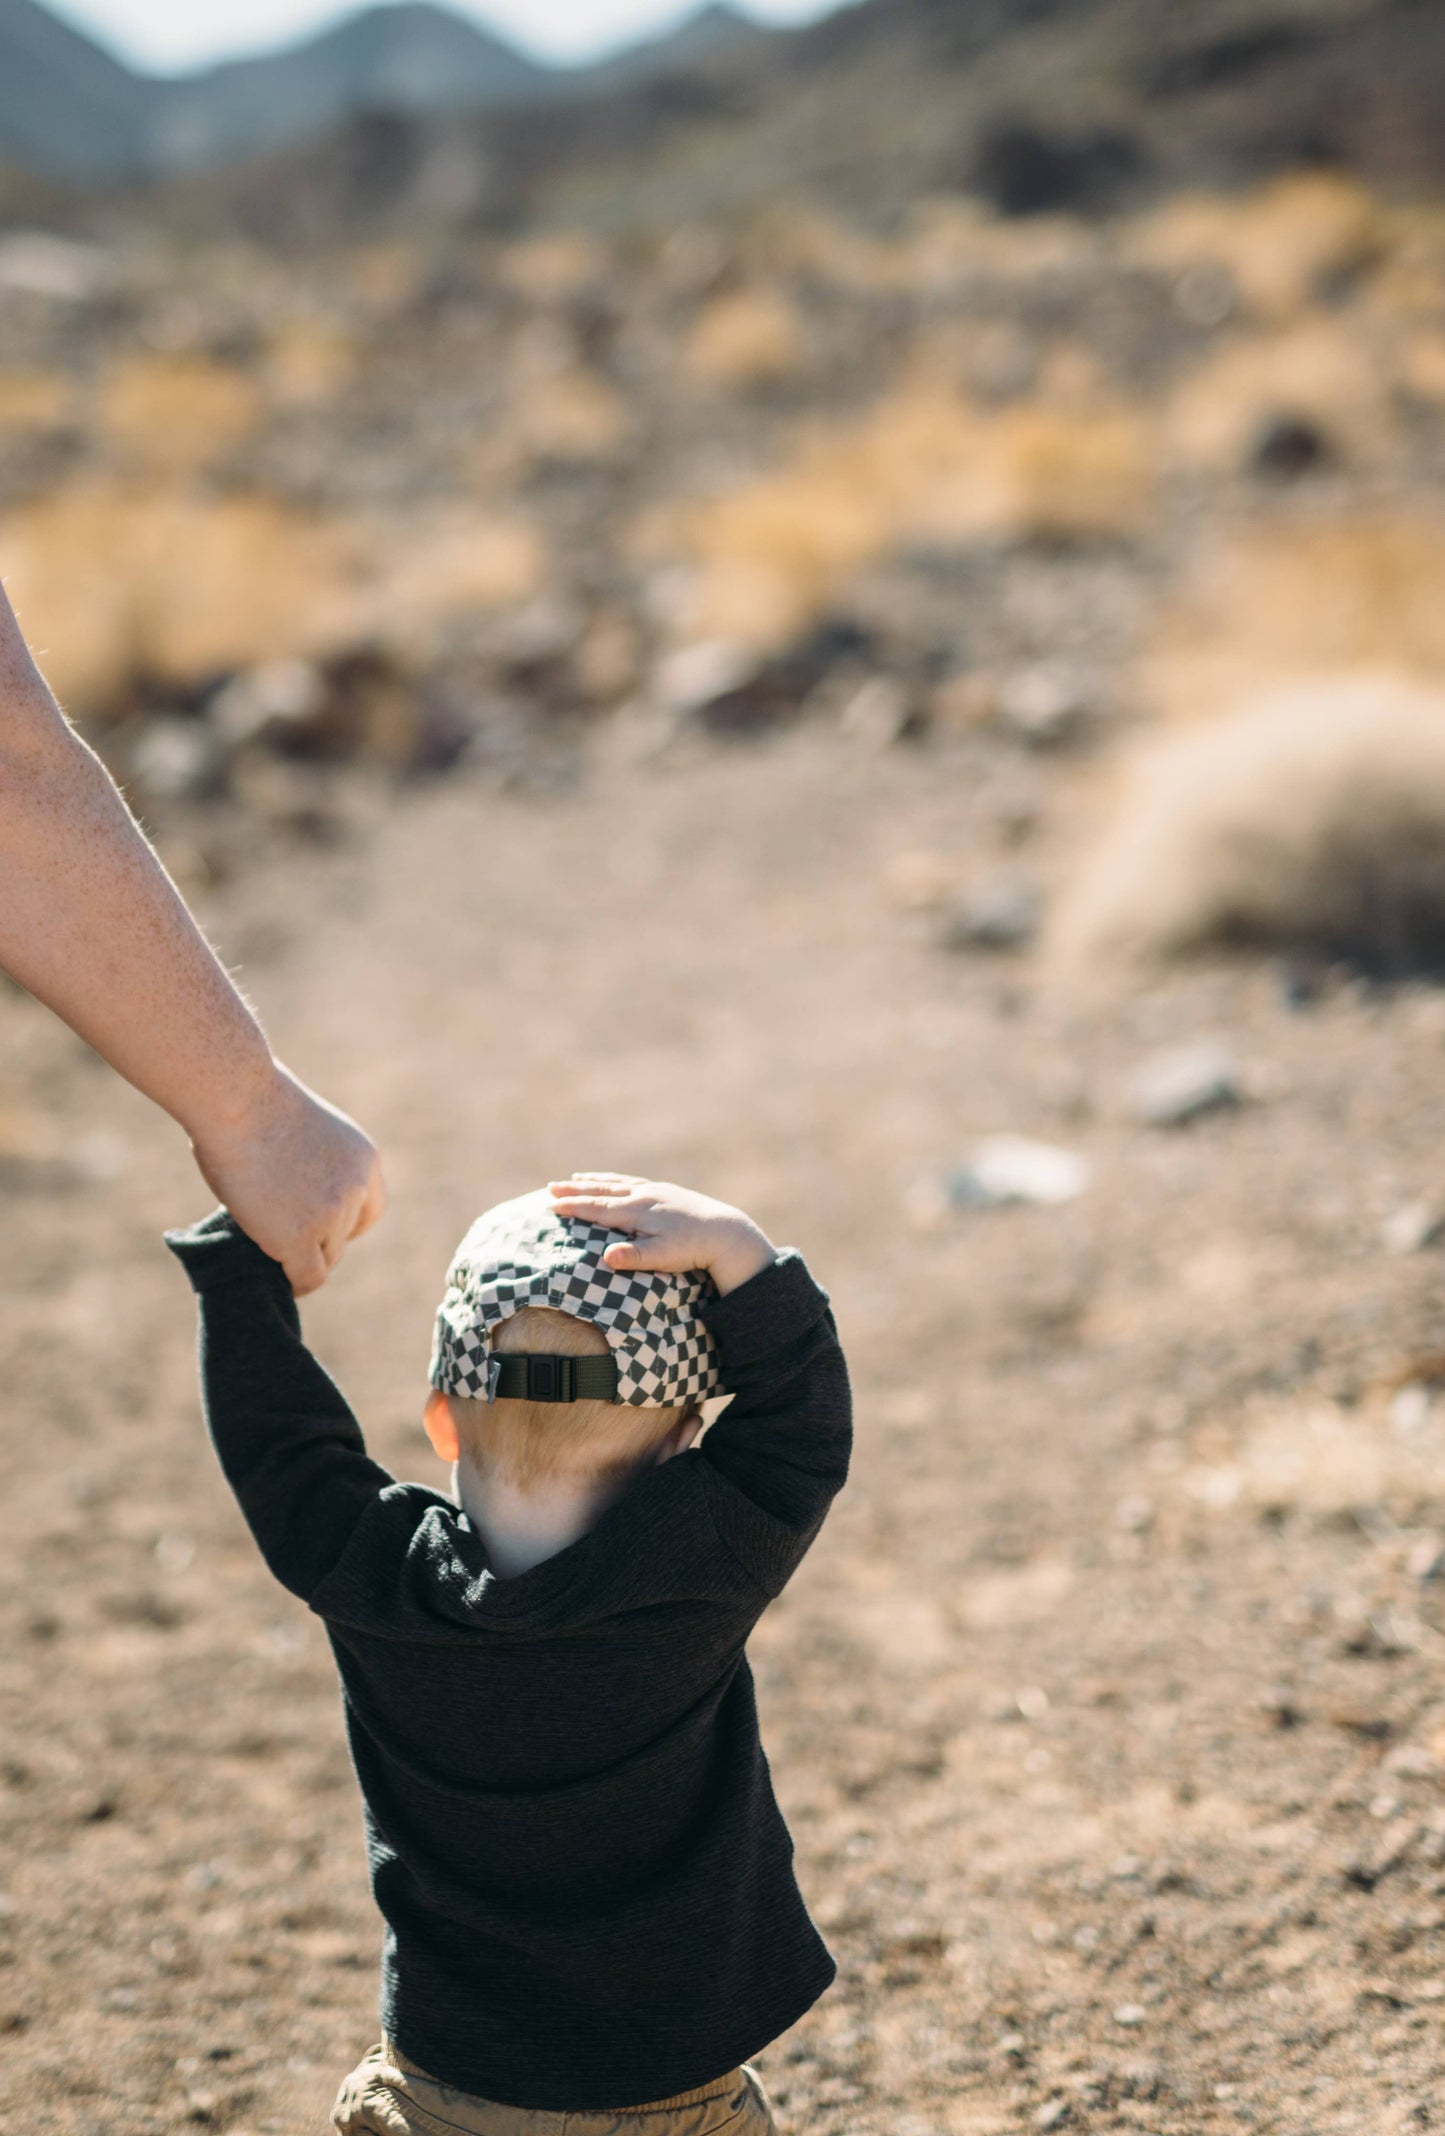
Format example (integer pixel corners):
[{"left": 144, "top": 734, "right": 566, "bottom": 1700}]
[
  {"left": 365, "top": 507, "right": 544, "bottom": 649},
  {"left": 498, "top": 231, "right": 611, "bottom": 302},
  {"left": 1402, "top": 333, "right": 1445, "bottom": 405},
  {"left": 0, "top": 483, "right": 356, "bottom": 710},
  {"left": 666, "top": 387, "right": 1152, "bottom": 647},
  {"left": 683, "top": 287, "right": 808, "bottom": 390},
  {"left": 97, "top": 355, "right": 263, "bottom": 473},
  {"left": 1126, "top": 172, "right": 1385, "bottom": 319},
  {"left": 1165, "top": 320, "right": 1392, "bottom": 471},
  {"left": 265, "top": 318, "right": 358, "bottom": 408},
  {"left": 0, "top": 368, "right": 70, "bottom": 432},
  {"left": 1143, "top": 514, "right": 1445, "bottom": 724},
  {"left": 1054, "top": 675, "right": 1445, "bottom": 972}
]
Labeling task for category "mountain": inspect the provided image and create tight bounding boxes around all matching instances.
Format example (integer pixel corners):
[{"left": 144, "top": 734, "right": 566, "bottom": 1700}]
[
  {"left": 0, "top": 0, "right": 780, "bottom": 187},
  {"left": 0, "top": 0, "right": 149, "bottom": 183},
  {"left": 149, "top": 4, "right": 552, "bottom": 176},
  {"left": 155, "top": 0, "right": 1445, "bottom": 245}
]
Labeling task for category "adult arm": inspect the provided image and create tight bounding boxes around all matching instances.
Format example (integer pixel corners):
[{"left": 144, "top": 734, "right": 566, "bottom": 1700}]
[
  {"left": 0, "top": 586, "right": 383, "bottom": 1292},
  {"left": 165, "top": 1210, "right": 394, "bottom": 1601}
]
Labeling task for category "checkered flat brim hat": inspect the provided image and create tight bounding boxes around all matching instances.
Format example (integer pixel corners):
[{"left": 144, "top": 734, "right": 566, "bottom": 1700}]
[{"left": 429, "top": 1189, "right": 724, "bottom": 1408}]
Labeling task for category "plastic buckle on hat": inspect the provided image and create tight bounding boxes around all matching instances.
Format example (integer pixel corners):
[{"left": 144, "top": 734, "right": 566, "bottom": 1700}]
[{"left": 527, "top": 1356, "right": 576, "bottom": 1404}]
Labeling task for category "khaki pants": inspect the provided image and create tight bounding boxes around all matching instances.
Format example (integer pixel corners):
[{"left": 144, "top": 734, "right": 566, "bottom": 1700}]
[{"left": 332, "top": 2041, "right": 780, "bottom": 2136}]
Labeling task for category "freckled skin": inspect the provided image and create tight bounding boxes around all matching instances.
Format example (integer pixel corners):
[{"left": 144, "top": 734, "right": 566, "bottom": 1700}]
[{"left": 0, "top": 584, "right": 385, "bottom": 1292}]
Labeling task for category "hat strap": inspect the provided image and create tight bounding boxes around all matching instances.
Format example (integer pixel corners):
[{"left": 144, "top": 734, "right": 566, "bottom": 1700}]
[{"left": 491, "top": 1354, "right": 620, "bottom": 1404}]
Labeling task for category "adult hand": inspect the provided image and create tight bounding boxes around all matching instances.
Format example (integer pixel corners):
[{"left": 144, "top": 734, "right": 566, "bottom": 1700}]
[{"left": 191, "top": 1063, "right": 386, "bottom": 1296}]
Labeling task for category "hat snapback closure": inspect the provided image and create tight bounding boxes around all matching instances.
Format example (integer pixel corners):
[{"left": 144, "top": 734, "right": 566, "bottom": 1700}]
[{"left": 490, "top": 1355, "right": 620, "bottom": 1404}]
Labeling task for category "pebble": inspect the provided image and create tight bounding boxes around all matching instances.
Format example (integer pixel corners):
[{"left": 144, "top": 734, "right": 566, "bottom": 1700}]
[
  {"left": 998, "top": 664, "right": 1092, "bottom": 748},
  {"left": 940, "top": 879, "right": 1041, "bottom": 953},
  {"left": 1382, "top": 1202, "right": 1445, "bottom": 1255},
  {"left": 951, "top": 1137, "right": 1092, "bottom": 1209},
  {"left": 1124, "top": 1040, "right": 1241, "bottom": 1128},
  {"left": 1034, "top": 2102, "right": 1069, "bottom": 2131},
  {"left": 1112, "top": 2004, "right": 1146, "bottom": 2026}
]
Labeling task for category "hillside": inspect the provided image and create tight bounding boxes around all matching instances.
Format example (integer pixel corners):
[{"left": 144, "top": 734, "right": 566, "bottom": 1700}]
[
  {"left": 132, "top": 0, "right": 1445, "bottom": 245},
  {"left": 0, "top": 0, "right": 771, "bottom": 186}
]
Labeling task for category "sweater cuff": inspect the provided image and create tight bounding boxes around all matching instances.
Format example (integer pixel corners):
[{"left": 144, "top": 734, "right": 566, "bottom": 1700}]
[
  {"left": 164, "top": 1208, "right": 291, "bottom": 1299},
  {"left": 701, "top": 1248, "right": 831, "bottom": 1372}
]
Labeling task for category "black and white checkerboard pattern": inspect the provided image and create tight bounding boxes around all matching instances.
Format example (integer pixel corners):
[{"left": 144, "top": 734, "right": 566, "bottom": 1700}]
[{"left": 429, "top": 1189, "right": 723, "bottom": 1408}]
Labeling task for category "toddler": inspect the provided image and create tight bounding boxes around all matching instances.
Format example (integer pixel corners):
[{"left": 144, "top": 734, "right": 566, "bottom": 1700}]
[{"left": 167, "top": 1172, "right": 851, "bottom": 2134}]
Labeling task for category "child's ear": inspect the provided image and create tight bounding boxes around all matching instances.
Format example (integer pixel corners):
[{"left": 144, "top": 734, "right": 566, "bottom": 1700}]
[
  {"left": 423, "top": 1388, "right": 461, "bottom": 1464},
  {"left": 656, "top": 1408, "right": 703, "bottom": 1464}
]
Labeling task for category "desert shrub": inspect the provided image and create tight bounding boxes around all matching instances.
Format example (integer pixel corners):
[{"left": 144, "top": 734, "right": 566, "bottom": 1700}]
[
  {"left": 97, "top": 356, "right": 263, "bottom": 473},
  {"left": 683, "top": 287, "right": 808, "bottom": 390},
  {"left": 1054, "top": 676, "right": 1445, "bottom": 974},
  {"left": 1165, "top": 320, "right": 1393, "bottom": 473},
  {"left": 666, "top": 387, "right": 1152, "bottom": 646},
  {"left": 1126, "top": 172, "right": 1384, "bottom": 318},
  {"left": 0, "top": 483, "right": 543, "bottom": 711},
  {"left": 0, "top": 484, "right": 355, "bottom": 710},
  {"left": 1142, "top": 513, "right": 1445, "bottom": 723},
  {"left": 0, "top": 368, "right": 70, "bottom": 431},
  {"left": 498, "top": 231, "right": 612, "bottom": 302},
  {"left": 511, "top": 365, "right": 631, "bottom": 462},
  {"left": 265, "top": 318, "right": 359, "bottom": 408}
]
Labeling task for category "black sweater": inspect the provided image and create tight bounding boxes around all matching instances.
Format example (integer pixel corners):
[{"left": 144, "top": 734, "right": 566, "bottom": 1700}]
[{"left": 165, "top": 1213, "right": 851, "bottom": 2111}]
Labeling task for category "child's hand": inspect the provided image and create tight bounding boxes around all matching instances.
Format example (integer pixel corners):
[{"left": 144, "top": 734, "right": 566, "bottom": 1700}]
[{"left": 547, "top": 1174, "right": 774, "bottom": 1297}]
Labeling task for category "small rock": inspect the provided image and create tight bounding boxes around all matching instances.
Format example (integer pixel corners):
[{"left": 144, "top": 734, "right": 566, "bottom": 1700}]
[
  {"left": 997, "top": 665, "right": 1092, "bottom": 748},
  {"left": 1112, "top": 2004, "right": 1146, "bottom": 2027},
  {"left": 1391, "top": 1383, "right": 1432, "bottom": 1435},
  {"left": 1408, "top": 1537, "right": 1445, "bottom": 1583},
  {"left": 1034, "top": 2102, "right": 1069, "bottom": 2131},
  {"left": 130, "top": 720, "right": 224, "bottom": 804},
  {"left": 653, "top": 640, "right": 758, "bottom": 718},
  {"left": 950, "top": 1136, "right": 1091, "bottom": 1209},
  {"left": 839, "top": 676, "right": 922, "bottom": 748},
  {"left": 1382, "top": 1202, "right": 1445, "bottom": 1255},
  {"left": 1125, "top": 1040, "right": 1242, "bottom": 1128},
  {"left": 208, "top": 660, "right": 326, "bottom": 749},
  {"left": 940, "top": 879, "right": 1041, "bottom": 954}
]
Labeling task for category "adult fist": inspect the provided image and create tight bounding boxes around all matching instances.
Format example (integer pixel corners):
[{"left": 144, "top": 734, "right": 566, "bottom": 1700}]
[{"left": 190, "top": 1062, "right": 386, "bottom": 1295}]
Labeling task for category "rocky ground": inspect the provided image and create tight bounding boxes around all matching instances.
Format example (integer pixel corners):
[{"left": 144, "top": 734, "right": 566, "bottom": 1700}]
[{"left": 7, "top": 725, "right": 1445, "bottom": 2134}]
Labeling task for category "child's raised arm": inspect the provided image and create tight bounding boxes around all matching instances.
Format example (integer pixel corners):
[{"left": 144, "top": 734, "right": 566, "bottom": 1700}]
[{"left": 548, "top": 1175, "right": 852, "bottom": 1592}]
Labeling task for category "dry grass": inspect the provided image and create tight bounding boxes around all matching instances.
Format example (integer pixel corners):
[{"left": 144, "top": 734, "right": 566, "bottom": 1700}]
[
  {"left": 0, "top": 483, "right": 543, "bottom": 710},
  {"left": 1126, "top": 172, "right": 1385, "bottom": 319},
  {"left": 0, "top": 367, "right": 70, "bottom": 431},
  {"left": 1142, "top": 513, "right": 1445, "bottom": 724},
  {"left": 1054, "top": 675, "right": 1445, "bottom": 973},
  {"left": 683, "top": 286, "right": 809, "bottom": 391},
  {"left": 498, "top": 231, "right": 611, "bottom": 302},
  {"left": 96, "top": 355, "right": 264, "bottom": 474},
  {"left": 661, "top": 385, "right": 1152, "bottom": 647},
  {"left": 264, "top": 318, "right": 358, "bottom": 408},
  {"left": 0, "top": 482, "right": 357, "bottom": 709},
  {"left": 1165, "top": 319, "right": 1394, "bottom": 472}
]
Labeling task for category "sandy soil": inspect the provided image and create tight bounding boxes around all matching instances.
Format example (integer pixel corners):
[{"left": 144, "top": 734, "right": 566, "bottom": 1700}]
[{"left": 6, "top": 729, "right": 1445, "bottom": 2135}]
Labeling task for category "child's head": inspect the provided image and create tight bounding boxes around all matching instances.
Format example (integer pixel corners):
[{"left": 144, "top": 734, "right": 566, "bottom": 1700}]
[
  {"left": 424, "top": 1304, "right": 699, "bottom": 1488},
  {"left": 423, "top": 1189, "right": 723, "bottom": 1496}
]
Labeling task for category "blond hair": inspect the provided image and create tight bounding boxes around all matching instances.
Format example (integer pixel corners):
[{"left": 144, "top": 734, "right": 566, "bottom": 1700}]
[{"left": 447, "top": 1306, "right": 692, "bottom": 1491}]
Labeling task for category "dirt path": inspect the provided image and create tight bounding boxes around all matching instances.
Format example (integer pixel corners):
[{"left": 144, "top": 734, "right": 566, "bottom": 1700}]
[{"left": 5, "top": 732, "right": 1445, "bottom": 2135}]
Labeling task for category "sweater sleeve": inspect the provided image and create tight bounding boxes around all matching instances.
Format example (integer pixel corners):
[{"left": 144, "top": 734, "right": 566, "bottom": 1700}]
[
  {"left": 697, "top": 1249, "right": 852, "bottom": 1596},
  {"left": 164, "top": 1209, "right": 394, "bottom": 1604}
]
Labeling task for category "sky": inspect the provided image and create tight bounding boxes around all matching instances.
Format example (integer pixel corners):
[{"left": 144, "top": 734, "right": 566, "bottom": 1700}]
[{"left": 48, "top": 0, "right": 839, "bottom": 73}]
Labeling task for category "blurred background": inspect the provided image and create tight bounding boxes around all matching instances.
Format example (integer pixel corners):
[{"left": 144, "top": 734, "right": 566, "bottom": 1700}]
[{"left": 4, "top": 2, "right": 1445, "bottom": 2131}]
